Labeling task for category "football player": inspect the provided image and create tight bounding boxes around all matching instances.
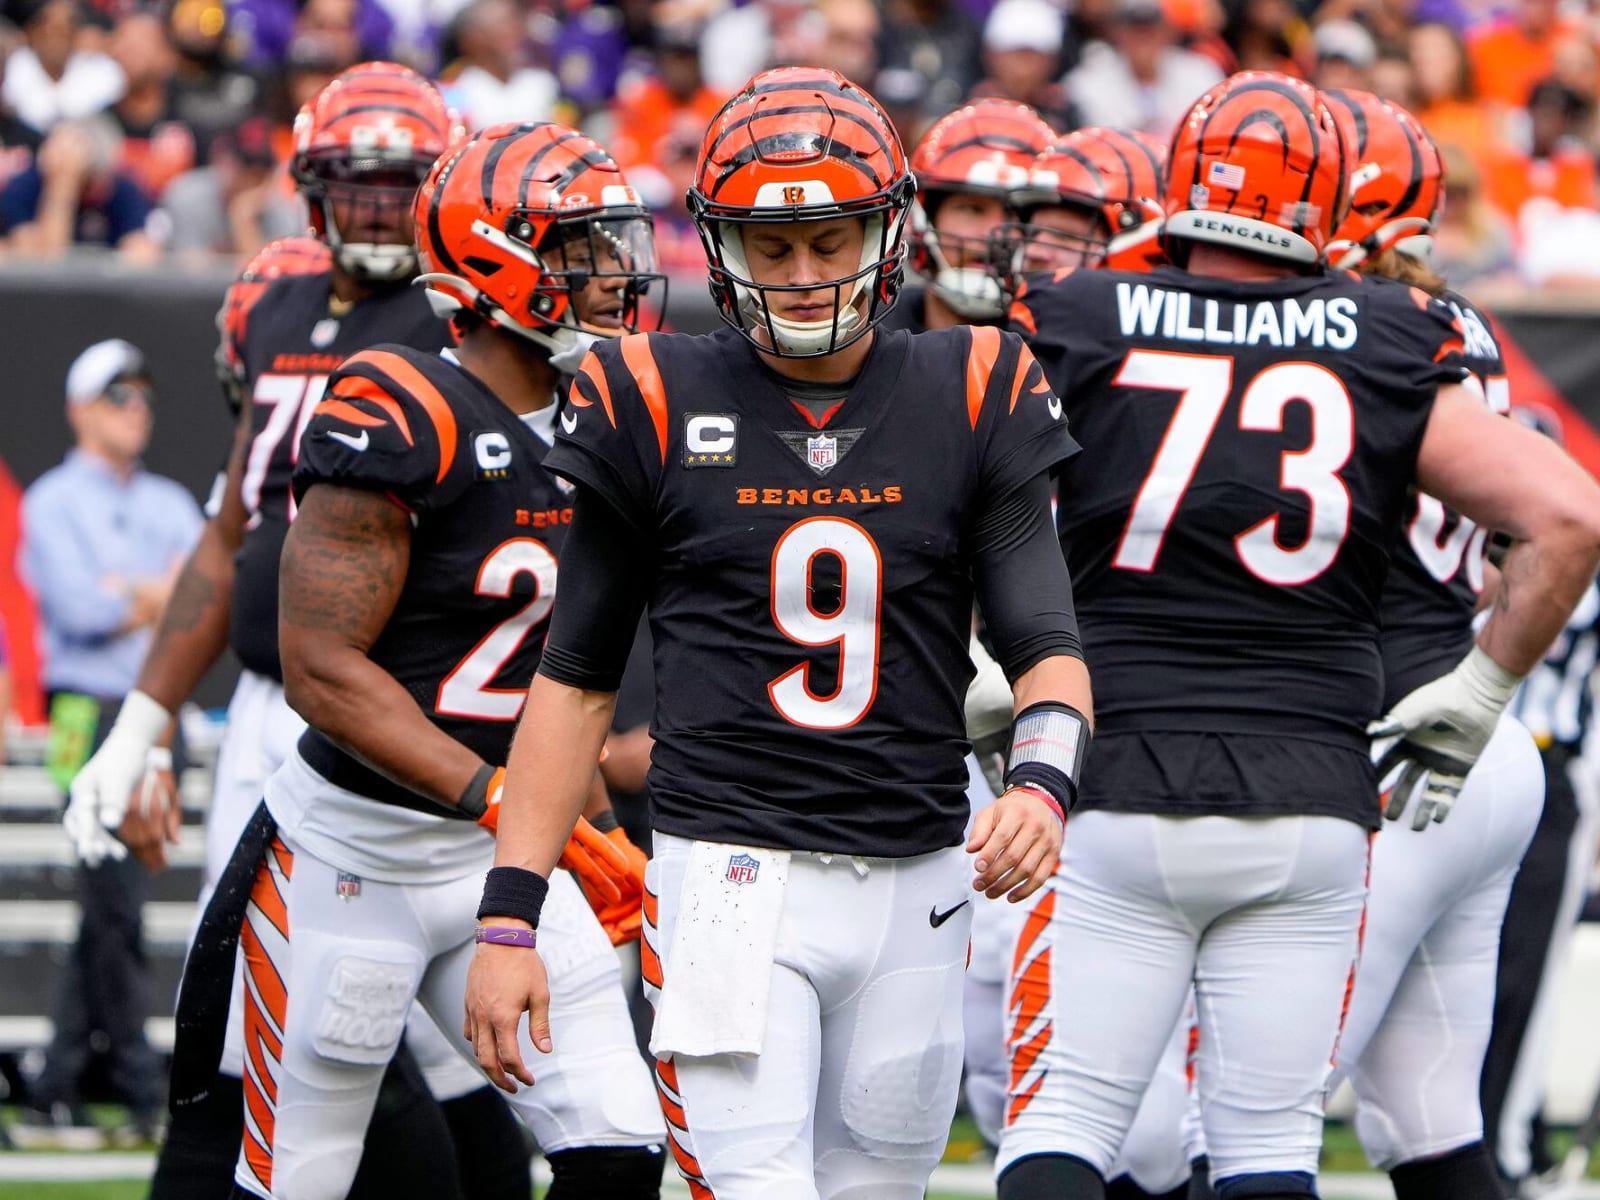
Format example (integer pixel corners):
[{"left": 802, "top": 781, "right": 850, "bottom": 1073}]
[
  {"left": 999, "top": 72, "right": 1600, "bottom": 1200},
  {"left": 462, "top": 67, "right": 1091, "bottom": 1199},
  {"left": 1001, "top": 127, "right": 1167, "bottom": 277},
  {"left": 62, "top": 66, "right": 540, "bottom": 1200},
  {"left": 1318, "top": 90, "right": 1544, "bottom": 1200},
  {"left": 227, "top": 121, "right": 670, "bottom": 1200},
  {"left": 886, "top": 97, "right": 1056, "bottom": 333}
]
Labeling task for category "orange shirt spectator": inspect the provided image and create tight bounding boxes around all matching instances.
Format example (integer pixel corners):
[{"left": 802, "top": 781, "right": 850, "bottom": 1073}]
[
  {"left": 1468, "top": 0, "right": 1583, "bottom": 109},
  {"left": 1484, "top": 80, "right": 1598, "bottom": 218},
  {"left": 608, "top": 73, "right": 726, "bottom": 175},
  {"left": 1409, "top": 22, "right": 1511, "bottom": 185}
]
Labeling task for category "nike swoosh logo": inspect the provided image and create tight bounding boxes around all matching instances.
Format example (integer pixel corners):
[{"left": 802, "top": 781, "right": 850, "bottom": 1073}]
[
  {"left": 328, "top": 429, "right": 369, "bottom": 452},
  {"left": 560, "top": 409, "right": 578, "bottom": 435},
  {"left": 1047, "top": 395, "right": 1063, "bottom": 421},
  {"left": 486, "top": 928, "right": 525, "bottom": 942},
  {"left": 929, "top": 900, "right": 970, "bottom": 928}
]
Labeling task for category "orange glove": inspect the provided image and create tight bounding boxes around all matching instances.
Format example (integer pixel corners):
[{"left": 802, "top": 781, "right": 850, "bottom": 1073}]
[
  {"left": 558, "top": 816, "right": 633, "bottom": 907},
  {"left": 589, "top": 828, "right": 647, "bottom": 946}
]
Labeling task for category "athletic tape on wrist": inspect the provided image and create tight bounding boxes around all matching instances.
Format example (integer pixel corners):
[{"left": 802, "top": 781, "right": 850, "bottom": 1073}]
[
  {"left": 477, "top": 867, "right": 550, "bottom": 928},
  {"left": 1003, "top": 701, "right": 1090, "bottom": 815}
]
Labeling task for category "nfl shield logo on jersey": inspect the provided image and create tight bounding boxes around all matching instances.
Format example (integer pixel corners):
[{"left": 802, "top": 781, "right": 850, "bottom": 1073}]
[
  {"left": 807, "top": 434, "right": 837, "bottom": 474},
  {"left": 726, "top": 853, "right": 759, "bottom": 885}
]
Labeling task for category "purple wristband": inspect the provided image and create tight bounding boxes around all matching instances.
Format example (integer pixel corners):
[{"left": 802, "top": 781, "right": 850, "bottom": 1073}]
[{"left": 476, "top": 925, "right": 537, "bottom": 949}]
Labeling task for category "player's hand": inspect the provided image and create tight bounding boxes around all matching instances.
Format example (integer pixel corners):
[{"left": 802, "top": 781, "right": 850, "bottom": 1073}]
[
  {"left": 463, "top": 929, "right": 549, "bottom": 1093},
  {"left": 63, "top": 691, "right": 172, "bottom": 867},
  {"left": 557, "top": 816, "right": 633, "bottom": 908},
  {"left": 1369, "top": 646, "right": 1520, "bottom": 831},
  {"left": 116, "top": 749, "right": 181, "bottom": 872},
  {"left": 589, "top": 828, "right": 647, "bottom": 945},
  {"left": 967, "top": 787, "right": 1063, "bottom": 902}
]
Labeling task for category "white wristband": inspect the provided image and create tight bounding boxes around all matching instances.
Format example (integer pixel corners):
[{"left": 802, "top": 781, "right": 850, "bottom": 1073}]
[{"left": 113, "top": 690, "right": 174, "bottom": 748}]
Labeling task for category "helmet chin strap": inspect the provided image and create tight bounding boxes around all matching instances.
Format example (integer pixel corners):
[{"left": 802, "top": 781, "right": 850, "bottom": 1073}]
[
  {"left": 323, "top": 199, "right": 416, "bottom": 282},
  {"left": 932, "top": 266, "right": 1005, "bottom": 319},
  {"left": 415, "top": 272, "right": 603, "bottom": 365}
]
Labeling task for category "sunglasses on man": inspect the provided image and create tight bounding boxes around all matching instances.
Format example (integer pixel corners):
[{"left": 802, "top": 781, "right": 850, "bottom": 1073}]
[{"left": 102, "top": 379, "right": 154, "bottom": 408}]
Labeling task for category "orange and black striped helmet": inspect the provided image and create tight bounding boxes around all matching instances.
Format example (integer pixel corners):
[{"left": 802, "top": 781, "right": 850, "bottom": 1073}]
[
  {"left": 908, "top": 99, "right": 1056, "bottom": 318},
  {"left": 415, "top": 122, "right": 664, "bottom": 355},
  {"left": 1323, "top": 89, "right": 1444, "bottom": 269},
  {"left": 1007, "top": 127, "right": 1169, "bottom": 277},
  {"left": 688, "top": 67, "right": 915, "bottom": 357},
  {"left": 216, "top": 236, "right": 332, "bottom": 412},
  {"left": 1164, "top": 71, "right": 1348, "bottom": 268},
  {"left": 292, "top": 62, "right": 463, "bottom": 282}
]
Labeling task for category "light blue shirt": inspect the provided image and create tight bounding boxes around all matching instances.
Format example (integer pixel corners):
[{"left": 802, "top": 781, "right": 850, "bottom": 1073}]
[{"left": 20, "top": 450, "right": 203, "bottom": 697}]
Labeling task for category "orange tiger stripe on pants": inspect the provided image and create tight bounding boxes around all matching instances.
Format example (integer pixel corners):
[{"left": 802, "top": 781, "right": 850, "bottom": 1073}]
[{"left": 238, "top": 835, "right": 293, "bottom": 1197}]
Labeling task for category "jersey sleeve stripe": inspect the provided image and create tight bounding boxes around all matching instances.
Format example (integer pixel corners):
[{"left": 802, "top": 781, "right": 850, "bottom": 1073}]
[
  {"left": 360, "top": 350, "right": 458, "bottom": 485},
  {"left": 1008, "top": 345, "right": 1046, "bottom": 413},
  {"left": 966, "top": 325, "right": 1003, "bottom": 429},
  {"left": 1009, "top": 298, "right": 1037, "bottom": 335},
  {"left": 323, "top": 378, "right": 416, "bottom": 445},
  {"left": 619, "top": 333, "right": 670, "bottom": 464},
  {"left": 576, "top": 352, "right": 617, "bottom": 427}
]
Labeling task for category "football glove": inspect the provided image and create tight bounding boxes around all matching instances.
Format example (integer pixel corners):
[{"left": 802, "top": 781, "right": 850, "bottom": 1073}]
[
  {"left": 1368, "top": 646, "right": 1521, "bottom": 830},
  {"left": 64, "top": 690, "right": 172, "bottom": 867},
  {"left": 559, "top": 817, "right": 637, "bottom": 911},
  {"left": 588, "top": 827, "right": 647, "bottom": 946}
]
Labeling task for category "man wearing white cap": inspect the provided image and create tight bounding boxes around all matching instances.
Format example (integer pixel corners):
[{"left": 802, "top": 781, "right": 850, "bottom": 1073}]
[
  {"left": 17, "top": 336, "right": 202, "bottom": 1145},
  {"left": 973, "top": 0, "right": 1078, "bottom": 130}
]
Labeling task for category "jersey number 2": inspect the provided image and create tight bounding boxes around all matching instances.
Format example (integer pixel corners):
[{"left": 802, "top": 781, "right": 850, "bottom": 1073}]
[
  {"left": 1112, "top": 349, "right": 1353, "bottom": 586},
  {"left": 768, "top": 517, "right": 882, "bottom": 730},
  {"left": 437, "top": 539, "right": 558, "bottom": 721}
]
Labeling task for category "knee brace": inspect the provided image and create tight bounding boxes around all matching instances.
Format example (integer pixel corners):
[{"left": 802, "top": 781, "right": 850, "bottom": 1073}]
[
  {"left": 545, "top": 1144, "right": 666, "bottom": 1199},
  {"left": 1213, "top": 1171, "right": 1316, "bottom": 1199},
  {"left": 1388, "top": 1140, "right": 1503, "bottom": 1200},
  {"left": 999, "top": 1153, "right": 1107, "bottom": 1199}
]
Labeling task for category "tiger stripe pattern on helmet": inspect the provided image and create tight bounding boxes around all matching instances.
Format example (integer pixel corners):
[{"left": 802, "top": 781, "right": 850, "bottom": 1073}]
[
  {"left": 1323, "top": 89, "right": 1444, "bottom": 269},
  {"left": 1164, "top": 71, "right": 1348, "bottom": 266},
  {"left": 688, "top": 67, "right": 916, "bottom": 357}
]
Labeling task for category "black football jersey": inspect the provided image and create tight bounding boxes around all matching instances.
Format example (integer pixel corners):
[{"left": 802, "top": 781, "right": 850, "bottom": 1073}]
[
  {"left": 545, "top": 325, "right": 1075, "bottom": 857},
  {"left": 290, "top": 346, "right": 572, "bottom": 813},
  {"left": 1015, "top": 265, "right": 1465, "bottom": 826},
  {"left": 1378, "top": 289, "right": 1507, "bottom": 708},
  {"left": 229, "top": 272, "right": 450, "bottom": 680}
]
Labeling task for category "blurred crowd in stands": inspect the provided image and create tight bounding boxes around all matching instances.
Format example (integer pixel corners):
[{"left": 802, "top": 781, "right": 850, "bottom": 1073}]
[{"left": 0, "top": 0, "right": 1597, "bottom": 292}]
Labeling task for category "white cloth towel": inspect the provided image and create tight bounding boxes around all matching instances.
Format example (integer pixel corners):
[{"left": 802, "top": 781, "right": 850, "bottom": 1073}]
[{"left": 650, "top": 840, "right": 790, "bottom": 1059}]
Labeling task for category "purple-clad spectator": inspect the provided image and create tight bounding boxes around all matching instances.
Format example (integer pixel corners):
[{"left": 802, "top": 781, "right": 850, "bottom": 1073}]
[
  {"left": 227, "top": 0, "right": 393, "bottom": 68},
  {"left": 552, "top": 0, "right": 652, "bottom": 114}
]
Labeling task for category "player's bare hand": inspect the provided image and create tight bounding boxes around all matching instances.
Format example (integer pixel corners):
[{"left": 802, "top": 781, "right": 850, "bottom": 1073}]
[
  {"left": 463, "top": 933, "right": 550, "bottom": 1094},
  {"left": 117, "top": 758, "right": 180, "bottom": 872},
  {"left": 967, "top": 788, "right": 1063, "bottom": 902}
]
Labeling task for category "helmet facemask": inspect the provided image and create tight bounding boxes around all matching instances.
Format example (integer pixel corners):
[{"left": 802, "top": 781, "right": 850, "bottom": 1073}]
[
  {"left": 694, "top": 182, "right": 913, "bottom": 358},
  {"left": 298, "top": 150, "right": 435, "bottom": 282},
  {"left": 912, "top": 191, "right": 1017, "bottom": 320}
]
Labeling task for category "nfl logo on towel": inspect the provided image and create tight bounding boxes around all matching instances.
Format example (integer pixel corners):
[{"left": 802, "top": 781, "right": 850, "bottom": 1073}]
[
  {"left": 1207, "top": 160, "right": 1246, "bottom": 190},
  {"left": 807, "top": 434, "right": 837, "bottom": 474},
  {"left": 726, "top": 853, "right": 759, "bottom": 884},
  {"left": 336, "top": 872, "right": 361, "bottom": 900}
]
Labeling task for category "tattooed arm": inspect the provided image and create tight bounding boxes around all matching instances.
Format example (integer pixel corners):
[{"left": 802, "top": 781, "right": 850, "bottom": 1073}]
[
  {"left": 135, "top": 408, "right": 252, "bottom": 709},
  {"left": 1418, "top": 382, "right": 1600, "bottom": 673},
  {"left": 278, "top": 483, "right": 485, "bottom": 807}
]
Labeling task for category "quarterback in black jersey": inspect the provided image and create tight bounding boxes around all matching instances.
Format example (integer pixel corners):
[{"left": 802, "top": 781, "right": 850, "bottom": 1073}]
[
  {"left": 66, "top": 65, "right": 540, "bottom": 1200},
  {"left": 1316, "top": 90, "right": 1546, "bottom": 1200},
  {"left": 230, "top": 123, "right": 671, "bottom": 1200},
  {"left": 466, "top": 68, "right": 1089, "bottom": 1200},
  {"left": 998, "top": 73, "right": 1600, "bottom": 1200}
]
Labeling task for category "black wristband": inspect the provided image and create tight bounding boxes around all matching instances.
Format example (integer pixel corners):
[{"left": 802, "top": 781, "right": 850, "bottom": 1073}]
[
  {"left": 1003, "top": 700, "right": 1090, "bottom": 815},
  {"left": 457, "top": 763, "right": 496, "bottom": 819},
  {"left": 477, "top": 866, "right": 550, "bottom": 928},
  {"left": 589, "top": 807, "right": 619, "bottom": 833}
]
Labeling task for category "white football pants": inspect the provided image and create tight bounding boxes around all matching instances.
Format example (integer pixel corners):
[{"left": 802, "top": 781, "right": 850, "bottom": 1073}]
[
  {"left": 1335, "top": 715, "right": 1544, "bottom": 1169},
  {"left": 644, "top": 831, "right": 972, "bottom": 1200},
  {"left": 998, "top": 811, "right": 1369, "bottom": 1185}
]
